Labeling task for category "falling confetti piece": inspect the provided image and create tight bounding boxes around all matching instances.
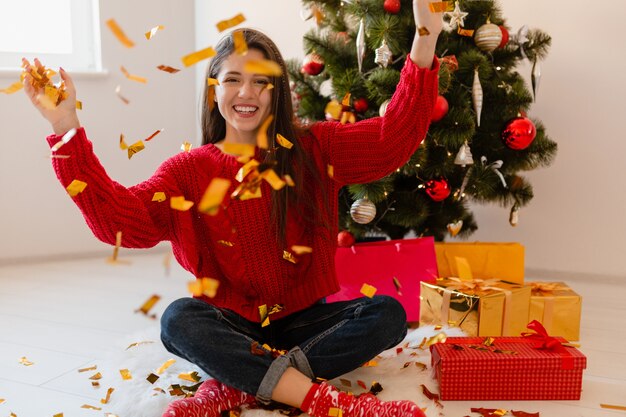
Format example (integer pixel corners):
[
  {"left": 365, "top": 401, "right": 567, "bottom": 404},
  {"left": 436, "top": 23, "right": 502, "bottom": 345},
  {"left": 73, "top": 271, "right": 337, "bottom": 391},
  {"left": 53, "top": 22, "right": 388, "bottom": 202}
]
[
  {"left": 126, "top": 341, "right": 155, "bottom": 350},
  {"left": 182, "top": 46, "right": 217, "bottom": 67},
  {"left": 188, "top": 277, "right": 220, "bottom": 298},
  {"left": 146, "top": 373, "right": 160, "bottom": 384},
  {"left": 283, "top": 250, "right": 297, "bottom": 264},
  {"left": 100, "top": 387, "right": 115, "bottom": 404},
  {"left": 106, "top": 19, "right": 135, "bottom": 48},
  {"left": 76, "top": 100, "right": 83, "bottom": 110},
  {"left": 328, "top": 408, "right": 343, "bottom": 417},
  {"left": 178, "top": 371, "right": 201, "bottom": 382},
  {"left": 339, "top": 379, "right": 352, "bottom": 387},
  {"left": 81, "top": 404, "right": 102, "bottom": 410},
  {"left": 283, "top": 175, "right": 295, "bottom": 187},
  {"left": 89, "top": 372, "right": 103, "bottom": 380},
  {"left": 0, "top": 398, "right": 5, "bottom": 404},
  {"left": 244, "top": 60, "right": 282, "bottom": 76},
  {"left": 216, "top": 13, "right": 246, "bottom": 32},
  {"left": 53, "top": 414, "right": 63, "bottom": 417},
  {"left": 136, "top": 294, "right": 161, "bottom": 316},
  {"left": 156, "top": 359, "right": 176, "bottom": 375},
  {"left": 119, "top": 369, "right": 133, "bottom": 380},
  {"left": 217, "top": 240, "right": 234, "bottom": 247},
  {"left": 256, "top": 115, "right": 274, "bottom": 149},
  {"left": 233, "top": 30, "right": 248, "bottom": 55},
  {"left": 600, "top": 404, "right": 626, "bottom": 411},
  {"left": 145, "top": 128, "right": 164, "bottom": 141},
  {"left": 291, "top": 245, "right": 313, "bottom": 255},
  {"left": 127, "top": 141, "right": 145, "bottom": 159},
  {"left": 78, "top": 365, "right": 97, "bottom": 373},
  {"left": 115, "top": 85, "right": 130, "bottom": 104},
  {"left": 92, "top": 381, "right": 100, "bottom": 387},
  {"left": 198, "top": 178, "right": 231, "bottom": 215},
  {"left": 106, "top": 231, "right": 125, "bottom": 264},
  {"left": 1, "top": 81, "right": 24, "bottom": 94},
  {"left": 145, "top": 25, "right": 164, "bottom": 40},
  {"left": 261, "top": 169, "right": 286, "bottom": 190},
  {"left": 170, "top": 196, "right": 194, "bottom": 211},
  {"left": 152, "top": 192, "right": 166, "bottom": 202},
  {"left": 327, "top": 164, "right": 334, "bottom": 178},
  {"left": 120, "top": 66, "right": 147, "bottom": 83},
  {"left": 361, "top": 360, "right": 378, "bottom": 367},
  {"left": 157, "top": 65, "right": 181, "bottom": 73},
  {"left": 51, "top": 128, "right": 77, "bottom": 152},
  {"left": 180, "top": 141, "right": 193, "bottom": 152},
  {"left": 392, "top": 277, "right": 403, "bottom": 295},
  {"left": 428, "top": 1, "right": 454, "bottom": 12},
  {"left": 223, "top": 142, "right": 255, "bottom": 158},
  {"left": 259, "top": 304, "right": 270, "bottom": 327},
  {"left": 276, "top": 134, "right": 293, "bottom": 149},
  {"left": 360, "top": 283, "right": 377, "bottom": 298},
  {"left": 66, "top": 180, "right": 87, "bottom": 197}
]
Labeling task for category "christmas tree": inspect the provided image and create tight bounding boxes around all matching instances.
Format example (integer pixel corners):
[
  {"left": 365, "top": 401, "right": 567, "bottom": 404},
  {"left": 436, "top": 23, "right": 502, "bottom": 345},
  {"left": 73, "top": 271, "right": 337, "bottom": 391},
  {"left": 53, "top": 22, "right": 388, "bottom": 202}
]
[{"left": 288, "top": 0, "right": 556, "bottom": 241}]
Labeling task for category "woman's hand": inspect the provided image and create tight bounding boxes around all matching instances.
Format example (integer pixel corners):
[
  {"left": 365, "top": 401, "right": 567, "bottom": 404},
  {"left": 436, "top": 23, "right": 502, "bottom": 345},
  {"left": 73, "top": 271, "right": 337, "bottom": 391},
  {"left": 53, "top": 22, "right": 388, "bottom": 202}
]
[
  {"left": 22, "top": 57, "right": 80, "bottom": 136},
  {"left": 414, "top": 0, "right": 444, "bottom": 37}
]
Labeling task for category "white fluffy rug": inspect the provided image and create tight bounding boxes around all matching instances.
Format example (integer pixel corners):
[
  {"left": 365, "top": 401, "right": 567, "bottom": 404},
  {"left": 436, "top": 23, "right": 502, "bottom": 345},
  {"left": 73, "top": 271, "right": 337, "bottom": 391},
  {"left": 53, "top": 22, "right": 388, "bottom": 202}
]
[{"left": 94, "top": 325, "right": 465, "bottom": 417}]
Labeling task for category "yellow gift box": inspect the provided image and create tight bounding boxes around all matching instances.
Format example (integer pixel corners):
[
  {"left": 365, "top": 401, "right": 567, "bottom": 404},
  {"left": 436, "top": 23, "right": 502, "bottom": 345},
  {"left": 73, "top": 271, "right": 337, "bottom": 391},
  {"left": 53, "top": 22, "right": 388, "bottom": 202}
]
[
  {"left": 528, "top": 282, "right": 582, "bottom": 341},
  {"left": 435, "top": 242, "right": 525, "bottom": 284},
  {"left": 419, "top": 278, "right": 531, "bottom": 337}
]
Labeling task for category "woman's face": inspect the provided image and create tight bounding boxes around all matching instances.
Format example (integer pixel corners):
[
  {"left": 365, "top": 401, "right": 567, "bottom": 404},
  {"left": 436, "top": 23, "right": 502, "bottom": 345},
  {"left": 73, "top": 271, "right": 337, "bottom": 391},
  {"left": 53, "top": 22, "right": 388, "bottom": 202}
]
[{"left": 214, "top": 48, "right": 273, "bottom": 144}]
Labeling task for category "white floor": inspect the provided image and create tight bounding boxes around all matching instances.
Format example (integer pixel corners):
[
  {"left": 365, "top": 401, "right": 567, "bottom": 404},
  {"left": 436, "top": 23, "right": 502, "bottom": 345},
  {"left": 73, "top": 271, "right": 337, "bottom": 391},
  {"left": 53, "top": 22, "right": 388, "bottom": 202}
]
[{"left": 0, "top": 251, "right": 625, "bottom": 416}]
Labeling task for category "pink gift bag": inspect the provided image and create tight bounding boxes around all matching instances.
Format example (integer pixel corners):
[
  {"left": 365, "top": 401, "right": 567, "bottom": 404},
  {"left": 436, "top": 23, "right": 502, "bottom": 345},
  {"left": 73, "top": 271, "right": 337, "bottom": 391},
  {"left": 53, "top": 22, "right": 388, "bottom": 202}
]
[{"left": 328, "top": 237, "right": 438, "bottom": 322}]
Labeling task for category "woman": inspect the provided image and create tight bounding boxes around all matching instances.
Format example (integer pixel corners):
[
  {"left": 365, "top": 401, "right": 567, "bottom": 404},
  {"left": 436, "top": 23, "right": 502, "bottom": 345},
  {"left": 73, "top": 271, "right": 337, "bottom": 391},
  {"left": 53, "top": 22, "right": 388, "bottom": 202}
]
[{"left": 23, "top": 1, "right": 442, "bottom": 416}]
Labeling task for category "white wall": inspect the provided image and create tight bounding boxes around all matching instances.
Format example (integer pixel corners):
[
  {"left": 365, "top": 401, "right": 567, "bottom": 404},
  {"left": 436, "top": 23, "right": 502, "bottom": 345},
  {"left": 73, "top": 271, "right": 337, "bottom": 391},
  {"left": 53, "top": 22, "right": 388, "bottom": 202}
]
[{"left": 0, "top": 0, "right": 196, "bottom": 262}]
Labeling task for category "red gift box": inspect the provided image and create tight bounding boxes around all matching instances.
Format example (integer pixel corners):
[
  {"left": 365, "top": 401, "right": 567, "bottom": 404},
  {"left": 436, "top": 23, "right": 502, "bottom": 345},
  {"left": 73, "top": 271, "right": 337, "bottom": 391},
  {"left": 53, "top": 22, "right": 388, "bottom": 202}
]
[{"left": 430, "top": 322, "right": 587, "bottom": 400}]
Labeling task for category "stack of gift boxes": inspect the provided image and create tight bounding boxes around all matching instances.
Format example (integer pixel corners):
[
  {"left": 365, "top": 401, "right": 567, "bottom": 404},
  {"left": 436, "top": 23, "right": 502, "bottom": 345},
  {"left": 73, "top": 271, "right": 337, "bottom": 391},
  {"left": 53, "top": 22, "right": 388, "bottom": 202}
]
[{"left": 419, "top": 242, "right": 586, "bottom": 400}]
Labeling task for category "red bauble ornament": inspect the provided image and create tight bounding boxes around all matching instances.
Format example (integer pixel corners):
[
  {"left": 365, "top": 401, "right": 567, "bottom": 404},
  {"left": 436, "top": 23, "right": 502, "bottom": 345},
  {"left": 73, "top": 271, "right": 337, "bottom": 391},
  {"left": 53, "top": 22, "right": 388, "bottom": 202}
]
[
  {"left": 431, "top": 95, "right": 449, "bottom": 122},
  {"left": 337, "top": 230, "right": 356, "bottom": 247},
  {"left": 502, "top": 117, "right": 537, "bottom": 150},
  {"left": 425, "top": 178, "right": 451, "bottom": 202},
  {"left": 353, "top": 98, "right": 369, "bottom": 113},
  {"left": 498, "top": 25, "right": 510, "bottom": 48},
  {"left": 383, "top": 0, "right": 401, "bottom": 14},
  {"left": 301, "top": 53, "right": 325, "bottom": 76}
]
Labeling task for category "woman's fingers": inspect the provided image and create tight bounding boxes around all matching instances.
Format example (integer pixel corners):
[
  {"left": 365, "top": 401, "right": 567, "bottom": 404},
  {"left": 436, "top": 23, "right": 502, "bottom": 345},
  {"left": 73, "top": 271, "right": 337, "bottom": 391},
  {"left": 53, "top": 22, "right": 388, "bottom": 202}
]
[{"left": 59, "top": 68, "right": 76, "bottom": 97}]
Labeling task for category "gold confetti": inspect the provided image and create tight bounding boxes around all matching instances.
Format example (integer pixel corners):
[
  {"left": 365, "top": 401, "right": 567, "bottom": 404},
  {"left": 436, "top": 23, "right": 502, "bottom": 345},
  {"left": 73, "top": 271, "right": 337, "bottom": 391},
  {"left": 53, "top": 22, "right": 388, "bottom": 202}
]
[
  {"left": 360, "top": 283, "right": 377, "bottom": 298},
  {"left": 340, "top": 378, "right": 352, "bottom": 387},
  {"left": 105, "top": 414, "right": 120, "bottom": 417},
  {"left": 1, "top": 81, "right": 24, "bottom": 94},
  {"left": 50, "top": 128, "right": 77, "bottom": 152},
  {"left": 233, "top": 30, "right": 248, "bottom": 55},
  {"left": 188, "top": 277, "right": 220, "bottom": 298},
  {"left": 119, "top": 369, "right": 133, "bottom": 380},
  {"left": 199, "top": 178, "right": 231, "bottom": 215},
  {"left": 283, "top": 174, "right": 295, "bottom": 187},
  {"left": 66, "top": 179, "right": 87, "bottom": 197},
  {"left": 127, "top": 141, "right": 146, "bottom": 159},
  {"left": 261, "top": 169, "right": 286, "bottom": 190},
  {"left": 244, "top": 60, "right": 282, "bottom": 76},
  {"left": 115, "top": 85, "right": 130, "bottom": 104},
  {"left": 266, "top": 83, "right": 274, "bottom": 90},
  {"left": 19, "top": 356, "right": 34, "bottom": 366},
  {"left": 170, "top": 196, "right": 194, "bottom": 211},
  {"left": 257, "top": 114, "right": 274, "bottom": 149},
  {"left": 328, "top": 408, "right": 343, "bottom": 417},
  {"left": 324, "top": 100, "right": 342, "bottom": 120},
  {"left": 89, "top": 372, "right": 102, "bottom": 380},
  {"left": 157, "top": 65, "right": 181, "bottom": 74},
  {"left": 100, "top": 387, "right": 115, "bottom": 404},
  {"left": 9, "top": 413, "right": 16, "bottom": 417},
  {"left": 78, "top": 365, "right": 97, "bottom": 373},
  {"left": 418, "top": 27, "right": 430, "bottom": 36},
  {"left": 152, "top": 192, "right": 166, "bottom": 202},
  {"left": 216, "top": 13, "right": 246, "bottom": 32},
  {"left": 76, "top": 100, "right": 83, "bottom": 110},
  {"left": 120, "top": 66, "right": 147, "bottom": 83},
  {"left": 601, "top": 404, "right": 626, "bottom": 411},
  {"left": 126, "top": 341, "right": 155, "bottom": 350},
  {"left": 144, "top": 128, "right": 164, "bottom": 142},
  {"left": 182, "top": 46, "right": 217, "bottom": 67},
  {"left": 106, "top": 19, "right": 135, "bottom": 48},
  {"left": 235, "top": 159, "right": 260, "bottom": 182},
  {"left": 362, "top": 360, "right": 378, "bottom": 367},
  {"left": 276, "top": 134, "right": 293, "bottom": 149},
  {"left": 259, "top": 304, "right": 270, "bottom": 327},
  {"left": 0, "top": 398, "right": 5, "bottom": 404},
  {"left": 223, "top": 142, "right": 255, "bottom": 158},
  {"left": 92, "top": 381, "right": 100, "bottom": 388},
  {"left": 145, "top": 25, "right": 164, "bottom": 40},
  {"left": 53, "top": 414, "right": 63, "bottom": 417},
  {"left": 457, "top": 27, "right": 475, "bottom": 37},
  {"left": 181, "top": 141, "right": 193, "bottom": 152},
  {"left": 146, "top": 373, "right": 160, "bottom": 384},
  {"left": 428, "top": 1, "right": 454, "bottom": 12},
  {"left": 164, "top": 252, "right": 172, "bottom": 276},
  {"left": 136, "top": 294, "right": 161, "bottom": 316},
  {"left": 178, "top": 372, "right": 201, "bottom": 382},
  {"left": 327, "top": 164, "right": 334, "bottom": 178},
  {"left": 81, "top": 404, "right": 102, "bottom": 410},
  {"left": 206, "top": 77, "right": 220, "bottom": 112},
  {"left": 106, "top": 231, "right": 124, "bottom": 264},
  {"left": 283, "top": 250, "right": 297, "bottom": 264},
  {"left": 217, "top": 240, "right": 234, "bottom": 247},
  {"left": 291, "top": 245, "right": 313, "bottom": 255},
  {"left": 393, "top": 277, "right": 403, "bottom": 295},
  {"left": 156, "top": 359, "right": 176, "bottom": 375}
]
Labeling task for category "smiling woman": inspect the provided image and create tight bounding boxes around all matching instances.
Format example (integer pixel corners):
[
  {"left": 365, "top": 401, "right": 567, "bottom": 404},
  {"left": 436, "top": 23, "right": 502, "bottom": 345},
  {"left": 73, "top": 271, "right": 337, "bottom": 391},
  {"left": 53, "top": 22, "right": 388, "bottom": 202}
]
[{"left": 0, "top": 0, "right": 101, "bottom": 72}]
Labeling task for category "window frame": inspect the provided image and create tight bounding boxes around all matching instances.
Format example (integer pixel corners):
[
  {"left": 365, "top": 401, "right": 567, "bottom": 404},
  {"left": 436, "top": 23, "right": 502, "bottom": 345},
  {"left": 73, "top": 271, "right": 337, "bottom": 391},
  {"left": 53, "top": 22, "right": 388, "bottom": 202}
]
[{"left": 0, "top": 0, "right": 103, "bottom": 74}]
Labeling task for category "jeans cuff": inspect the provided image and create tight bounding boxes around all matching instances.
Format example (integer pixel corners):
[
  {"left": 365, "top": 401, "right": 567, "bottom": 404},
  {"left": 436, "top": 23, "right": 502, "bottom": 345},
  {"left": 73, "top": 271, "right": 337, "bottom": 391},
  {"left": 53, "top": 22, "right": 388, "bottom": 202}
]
[{"left": 256, "top": 346, "right": 314, "bottom": 405}]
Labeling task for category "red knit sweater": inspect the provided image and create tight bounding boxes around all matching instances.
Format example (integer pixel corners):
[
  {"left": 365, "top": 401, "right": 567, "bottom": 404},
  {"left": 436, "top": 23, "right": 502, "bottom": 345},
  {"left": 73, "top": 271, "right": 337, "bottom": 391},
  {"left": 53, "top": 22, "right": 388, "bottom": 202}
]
[{"left": 47, "top": 57, "right": 439, "bottom": 322}]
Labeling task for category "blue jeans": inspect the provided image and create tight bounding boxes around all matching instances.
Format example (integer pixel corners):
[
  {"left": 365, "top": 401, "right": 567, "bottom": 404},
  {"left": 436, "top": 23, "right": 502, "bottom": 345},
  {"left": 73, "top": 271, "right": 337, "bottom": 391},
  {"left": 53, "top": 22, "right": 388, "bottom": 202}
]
[{"left": 160, "top": 295, "right": 407, "bottom": 404}]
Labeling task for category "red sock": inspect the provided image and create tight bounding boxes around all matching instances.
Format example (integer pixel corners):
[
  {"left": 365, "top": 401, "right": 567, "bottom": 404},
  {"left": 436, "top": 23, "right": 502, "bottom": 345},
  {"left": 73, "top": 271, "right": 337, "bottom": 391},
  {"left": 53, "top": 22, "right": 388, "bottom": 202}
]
[
  {"left": 302, "top": 382, "right": 425, "bottom": 417},
  {"left": 162, "top": 379, "right": 256, "bottom": 417}
]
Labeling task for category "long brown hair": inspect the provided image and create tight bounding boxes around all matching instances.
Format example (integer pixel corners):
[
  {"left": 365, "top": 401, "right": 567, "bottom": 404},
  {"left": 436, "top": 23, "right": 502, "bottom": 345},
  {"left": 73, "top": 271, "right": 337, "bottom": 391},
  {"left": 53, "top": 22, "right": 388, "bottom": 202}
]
[{"left": 201, "top": 28, "right": 329, "bottom": 245}]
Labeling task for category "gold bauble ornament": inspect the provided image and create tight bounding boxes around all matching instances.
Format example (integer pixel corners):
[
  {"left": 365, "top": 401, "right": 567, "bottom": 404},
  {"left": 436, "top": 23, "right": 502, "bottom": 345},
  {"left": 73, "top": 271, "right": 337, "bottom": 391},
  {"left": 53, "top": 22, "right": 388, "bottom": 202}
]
[
  {"left": 350, "top": 198, "right": 377, "bottom": 224},
  {"left": 474, "top": 22, "right": 503, "bottom": 52}
]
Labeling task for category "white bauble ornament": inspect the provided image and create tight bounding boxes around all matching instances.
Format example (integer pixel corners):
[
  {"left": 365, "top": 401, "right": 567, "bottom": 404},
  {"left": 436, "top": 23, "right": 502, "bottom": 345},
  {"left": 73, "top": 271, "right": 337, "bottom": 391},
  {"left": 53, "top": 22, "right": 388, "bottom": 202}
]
[
  {"left": 474, "top": 22, "right": 503, "bottom": 52},
  {"left": 350, "top": 198, "right": 377, "bottom": 224},
  {"left": 379, "top": 99, "right": 391, "bottom": 116}
]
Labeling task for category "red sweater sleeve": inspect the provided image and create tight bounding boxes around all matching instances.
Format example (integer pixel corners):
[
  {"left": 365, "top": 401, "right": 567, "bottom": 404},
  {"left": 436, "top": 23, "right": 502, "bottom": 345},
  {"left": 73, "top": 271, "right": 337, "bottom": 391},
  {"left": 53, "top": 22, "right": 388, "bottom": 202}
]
[
  {"left": 47, "top": 128, "right": 180, "bottom": 248},
  {"left": 310, "top": 56, "right": 439, "bottom": 185}
]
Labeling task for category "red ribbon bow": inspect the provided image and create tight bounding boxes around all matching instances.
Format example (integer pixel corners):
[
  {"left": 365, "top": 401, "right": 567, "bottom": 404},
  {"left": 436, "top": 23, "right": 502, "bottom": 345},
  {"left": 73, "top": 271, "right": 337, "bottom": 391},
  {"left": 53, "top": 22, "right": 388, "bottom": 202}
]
[{"left": 522, "top": 320, "right": 574, "bottom": 370}]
